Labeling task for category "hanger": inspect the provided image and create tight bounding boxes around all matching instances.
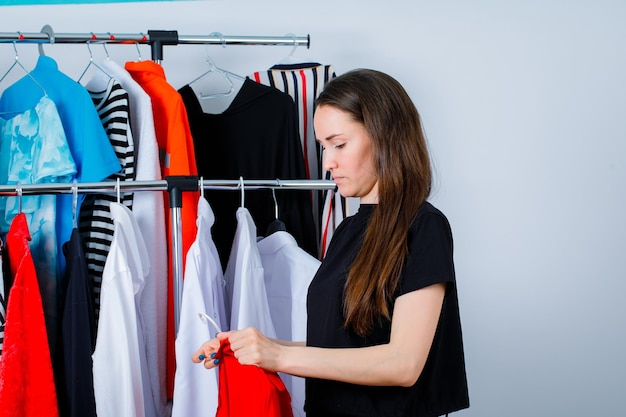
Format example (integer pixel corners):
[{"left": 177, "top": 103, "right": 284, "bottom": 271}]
[
  {"left": 72, "top": 180, "right": 79, "bottom": 229},
  {"left": 189, "top": 54, "right": 244, "bottom": 99},
  {"left": 135, "top": 35, "right": 144, "bottom": 61},
  {"left": 115, "top": 177, "right": 122, "bottom": 204},
  {"left": 16, "top": 183, "right": 23, "bottom": 215},
  {"left": 198, "top": 312, "right": 222, "bottom": 335},
  {"left": 0, "top": 39, "right": 47, "bottom": 96},
  {"left": 38, "top": 24, "right": 55, "bottom": 56},
  {"left": 189, "top": 32, "right": 245, "bottom": 100},
  {"left": 102, "top": 42, "right": 111, "bottom": 62},
  {"left": 265, "top": 182, "right": 287, "bottom": 235},
  {"left": 77, "top": 39, "right": 112, "bottom": 84},
  {"left": 238, "top": 176, "right": 245, "bottom": 208},
  {"left": 276, "top": 33, "right": 310, "bottom": 65}
]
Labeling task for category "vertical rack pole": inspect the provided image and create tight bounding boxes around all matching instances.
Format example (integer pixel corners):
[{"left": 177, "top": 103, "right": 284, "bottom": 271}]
[{"left": 166, "top": 175, "right": 199, "bottom": 335}]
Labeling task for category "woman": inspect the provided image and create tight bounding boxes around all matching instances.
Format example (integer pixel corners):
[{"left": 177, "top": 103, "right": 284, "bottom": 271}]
[{"left": 193, "top": 69, "right": 469, "bottom": 416}]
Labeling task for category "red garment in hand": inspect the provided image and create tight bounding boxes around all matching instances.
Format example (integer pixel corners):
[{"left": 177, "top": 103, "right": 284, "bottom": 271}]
[
  {"left": 216, "top": 339, "right": 293, "bottom": 417},
  {"left": 0, "top": 214, "right": 59, "bottom": 417}
]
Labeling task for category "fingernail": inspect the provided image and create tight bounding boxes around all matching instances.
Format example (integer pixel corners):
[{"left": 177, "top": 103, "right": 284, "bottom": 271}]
[
  {"left": 198, "top": 354, "right": 205, "bottom": 360},
  {"left": 213, "top": 359, "right": 220, "bottom": 365},
  {"left": 210, "top": 352, "right": 216, "bottom": 359}
]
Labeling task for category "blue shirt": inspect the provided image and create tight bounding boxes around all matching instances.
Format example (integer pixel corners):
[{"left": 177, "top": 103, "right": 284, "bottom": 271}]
[{"left": 0, "top": 55, "right": 121, "bottom": 276}]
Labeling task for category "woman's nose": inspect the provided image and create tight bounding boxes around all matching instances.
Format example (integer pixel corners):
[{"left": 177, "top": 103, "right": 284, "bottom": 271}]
[{"left": 321, "top": 149, "right": 336, "bottom": 172}]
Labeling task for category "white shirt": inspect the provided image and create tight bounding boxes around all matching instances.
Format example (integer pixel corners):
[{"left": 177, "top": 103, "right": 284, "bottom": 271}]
[
  {"left": 257, "top": 230, "right": 321, "bottom": 417},
  {"left": 101, "top": 59, "right": 168, "bottom": 417},
  {"left": 172, "top": 198, "right": 227, "bottom": 417},
  {"left": 224, "top": 207, "right": 276, "bottom": 337},
  {"left": 93, "top": 203, "right": 150, "bottom": 417}
]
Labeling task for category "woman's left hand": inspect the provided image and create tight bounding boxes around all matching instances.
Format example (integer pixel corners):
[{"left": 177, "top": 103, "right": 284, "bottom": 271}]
[{"left": 222, "top": 327, "right": 283, "bottom": 371}]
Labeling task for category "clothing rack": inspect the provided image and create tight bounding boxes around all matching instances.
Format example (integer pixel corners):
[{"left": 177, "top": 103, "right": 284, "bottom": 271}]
[
  {"left": 1, "top": 27, "right": 316, "bottom": 333},
  {"left": 0, "top": 27, "right": 310, "bottom": 62},
  {"left": 0, "top": 177, "right": 335, "bottom": 332}
]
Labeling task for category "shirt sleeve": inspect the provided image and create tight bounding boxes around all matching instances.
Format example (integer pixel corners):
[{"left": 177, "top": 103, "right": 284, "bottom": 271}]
[{"left": 399, "top": 209, "right": 456, "bottom": 296}]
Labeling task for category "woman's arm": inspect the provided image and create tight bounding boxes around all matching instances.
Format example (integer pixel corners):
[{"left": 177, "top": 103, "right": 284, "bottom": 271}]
[{"left": 194, "top": 282, "right": 445, "bottom": 387}]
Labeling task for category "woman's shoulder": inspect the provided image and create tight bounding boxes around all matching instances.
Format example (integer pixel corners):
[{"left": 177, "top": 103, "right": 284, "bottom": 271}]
[{"left": 413, "top": 201, "right": 450, "bottom": 226}]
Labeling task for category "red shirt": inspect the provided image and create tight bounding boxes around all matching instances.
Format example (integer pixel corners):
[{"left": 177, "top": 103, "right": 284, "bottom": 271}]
[
  {"left": 216, "top": 340, "right": 293, "bottom": 417},
  {"left": 0, "top": 214, "right": 59, "bottom": 417}
]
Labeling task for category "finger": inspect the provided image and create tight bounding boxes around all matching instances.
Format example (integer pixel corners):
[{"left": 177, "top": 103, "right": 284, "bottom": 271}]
[
  {"left": 191, "top": 339, "right": 220, "bottom": 363},
  {"left": 216, "top": 330, "right": 234, "bottom": 342},
  {"left": 203, "top": 352, "right": 221, "bottom": 369}
]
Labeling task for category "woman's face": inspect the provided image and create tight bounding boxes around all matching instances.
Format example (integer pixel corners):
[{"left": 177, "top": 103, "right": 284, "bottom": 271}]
[{"left": 314, "top": 105, "right": 379, "bottom": 204}]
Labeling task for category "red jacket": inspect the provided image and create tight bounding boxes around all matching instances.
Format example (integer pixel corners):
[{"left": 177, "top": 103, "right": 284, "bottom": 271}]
[
  {"left": 216, "top": 340, "right": 293, "bottom": 417},
  {"left": 0, "top": 214, "right": 59, "bottom": 417}
]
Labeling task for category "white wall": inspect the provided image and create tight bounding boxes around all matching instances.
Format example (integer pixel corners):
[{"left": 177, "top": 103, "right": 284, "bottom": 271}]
[{"left": 2, "top": 1, "right": 625, "bottom": 416}]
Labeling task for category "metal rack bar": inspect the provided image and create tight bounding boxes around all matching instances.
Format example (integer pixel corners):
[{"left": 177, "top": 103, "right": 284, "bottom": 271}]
[
  {"left": 0, "top": 31, "right": 309, "bottom": 46},
  {"left": 0, "top": 178, "right": 335, "bottom": 196}
]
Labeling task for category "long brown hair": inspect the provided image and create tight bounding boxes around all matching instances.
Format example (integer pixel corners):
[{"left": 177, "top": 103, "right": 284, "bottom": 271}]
[{"left": 316, "top": 69, "right": 432, "bottom": 335}]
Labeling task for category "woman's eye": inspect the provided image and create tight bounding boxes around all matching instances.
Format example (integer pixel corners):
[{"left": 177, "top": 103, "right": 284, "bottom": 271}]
[{"left": 334, "top": 143, "right": 345, "bottom": 149}]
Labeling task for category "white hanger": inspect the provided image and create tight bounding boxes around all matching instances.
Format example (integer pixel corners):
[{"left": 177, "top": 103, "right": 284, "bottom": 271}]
[
  {"left": 198, "top": 312, "right": 222, "bottom": 334},
  {"left": 189, "top": 56, "right": 245, "bottom": 100},
  {"left": 188, "top": 33, "right": 245, "bottom": 100},
  {"left": 276, "top": 33, "right": 310, "bottom": 65}
]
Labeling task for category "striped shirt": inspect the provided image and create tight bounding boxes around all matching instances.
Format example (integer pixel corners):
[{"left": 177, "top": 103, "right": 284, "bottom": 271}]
[
  {"left": 250, "top": 63, "right": 345, "bottom": 258},
  {"left": 80, "top": 76, "right": 135, "bottom": 317}
]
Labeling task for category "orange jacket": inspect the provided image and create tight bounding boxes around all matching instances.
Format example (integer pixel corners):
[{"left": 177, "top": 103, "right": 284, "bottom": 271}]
[{"left": 126, "top": 60, "right": 199, "bottom": 397}]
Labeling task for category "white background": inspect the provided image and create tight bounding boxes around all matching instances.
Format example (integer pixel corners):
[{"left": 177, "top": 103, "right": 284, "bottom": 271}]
[{"left": 1, "top": 1, "right": 625, "bottom": 415}]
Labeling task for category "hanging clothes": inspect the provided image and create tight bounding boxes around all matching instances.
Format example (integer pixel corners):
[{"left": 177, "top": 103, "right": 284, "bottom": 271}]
[
  {"left": 172, "top": 198, "right": 227, "bottom": 417},
  {"left": 0, "top": 55, "right": 121, "bottom": 359},
  {"left": 92, "top": 203, "right": 151, "bottom": 417},
  {"left": 251, "top": 63, "right": 334, "bottom": 184},
  {"left": 179, "top": 79, "right": 317, "bottom": 268},
  {"left": 126, "top": 60, "right": 199, "bottom": 398},
  {"left": 101, "top": 58, "right": 169, "bottom": 417},
  {"left": 0, "top": 213, "right": 59, "bottom": 417},
  {"left": 224, "top": 207, "right": 275, "bottom": 337},
  {"left": 0, "top": 54, "right": 121, "bottom": 277},
  {"left": 57, "top": 228, "right": 97, "bottom": 417},
  {"left": 250, "top": 63, "right": 345, "bottom": 259},
  {"left": 0, "top": 95, "right": 76, "bottom": 360},
  {"left": 81, "top": 74, "right": 135, "bottom": 319},
  {"left": 257, "top": 230, "right": 321, "bottom": 417}
]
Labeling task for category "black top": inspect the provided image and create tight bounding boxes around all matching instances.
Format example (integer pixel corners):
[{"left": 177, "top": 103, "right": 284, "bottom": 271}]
[
  {"left": 306, "top": 203, "right": 469, "bottom": 417},
  {"left": 179, "top": 79, "right": 318, "bottom": 267}
]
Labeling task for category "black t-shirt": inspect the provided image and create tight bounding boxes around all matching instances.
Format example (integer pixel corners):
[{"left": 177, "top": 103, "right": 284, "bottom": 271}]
[{"left": 306, "top": 202, "right": 469, "bottom": 417}]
